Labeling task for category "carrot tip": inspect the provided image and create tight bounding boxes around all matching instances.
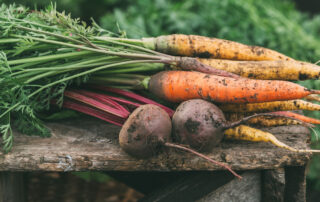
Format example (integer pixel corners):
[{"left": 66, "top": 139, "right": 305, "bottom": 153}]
[
  {"left": 310, "top": 90, "right": 320, "bottom": 95},
  {"left": 297, "top": 149, "right": 320, "bottom": 153}
]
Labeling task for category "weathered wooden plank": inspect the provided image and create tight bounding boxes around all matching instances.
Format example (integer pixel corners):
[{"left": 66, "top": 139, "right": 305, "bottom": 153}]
[
  {"left": 0, "top": 172, "right": 26, "bottom": 202},
  {"left": 197, "top": 172, "right": 260, "bottom": 202},
  {"left": 0, "top": 117, "right": 312, "bottom": 172}
]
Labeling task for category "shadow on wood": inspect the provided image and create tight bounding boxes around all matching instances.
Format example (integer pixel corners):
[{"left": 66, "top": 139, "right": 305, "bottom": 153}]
[{"left": 0, "top": 172, "right": 26, "bottom": 202}]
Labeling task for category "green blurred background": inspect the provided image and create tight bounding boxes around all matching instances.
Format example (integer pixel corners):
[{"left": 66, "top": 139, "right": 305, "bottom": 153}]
[{"left": 2, "top": 0, "right": 320, "bottom": 200}]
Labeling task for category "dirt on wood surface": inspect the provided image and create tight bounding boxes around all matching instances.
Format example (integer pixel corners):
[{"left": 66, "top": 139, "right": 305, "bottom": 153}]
[{"left": 27, "top": 172, "right": 144, "bottom": 202}]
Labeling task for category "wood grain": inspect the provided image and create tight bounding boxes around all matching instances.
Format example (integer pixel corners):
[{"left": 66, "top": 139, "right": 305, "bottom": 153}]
[{"left": 0, "top": 117, "right": 312, "bottom": 172}]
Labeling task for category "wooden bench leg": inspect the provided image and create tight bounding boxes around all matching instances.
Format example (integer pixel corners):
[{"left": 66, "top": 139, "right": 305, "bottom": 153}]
[
  {"left": 284, "top": 165, "right": 307, "bottom": 202},
  {"left": 0, "top": 172, "right": 27, "bottom": 202},
  {"left": 109, "top": 171, "right": 236, "bottom": 202},
  {"left": 261, "top": 168, "right": 285, "bottom": 202},
  {"left": 112, "top": 171, "right": 260, "bottom": 202},
  {"left": 197, "top": 171, "right": 260, "bottom": 202}
]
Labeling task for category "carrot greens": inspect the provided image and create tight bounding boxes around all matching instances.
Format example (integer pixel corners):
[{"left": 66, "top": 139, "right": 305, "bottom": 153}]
[
  {"left": 0, "top": 4, "right": 160, "bottom": 152},
  {"left": 1, "top": 3, "right": 234, "bottom": 152}
]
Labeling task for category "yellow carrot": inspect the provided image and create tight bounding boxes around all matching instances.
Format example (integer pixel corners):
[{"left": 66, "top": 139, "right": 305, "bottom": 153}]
[
  {"left": 224, "top": 112, "right": 311, "bottom": 127},
  {"left": 224, "top": 112, "right": 247, "bottom": 122},
  {"left": 245, "top": 116, "right": 308, "bottom": 127},
  {"left": 219, "top": 100, "right": 320, "bottom": 113},
  {"left": 197, "top": 59, "right": 320, "bottom": 80},
  {"left": 224, "top": 125, "right": 319, "bottom": 153},
  {"left": 142, "top": 34, "right": 293, "bottom": 61},
  {"left": 305, "top": 94, "right": 320, "bottom": 102},
  {"left": 225, "top": 111, "right": 320, "bottom": 126}
]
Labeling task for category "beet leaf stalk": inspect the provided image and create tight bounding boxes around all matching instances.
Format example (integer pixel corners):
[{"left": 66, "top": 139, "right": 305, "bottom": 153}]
[
  {"left": 88, "top": 86, "right": 174, "bottom": 116},
  {"left": 54, "top": 87, "right": 173, "bottom": 127},
  {"left": 60, "top": 99, "right": 126, "bottom": 126}
]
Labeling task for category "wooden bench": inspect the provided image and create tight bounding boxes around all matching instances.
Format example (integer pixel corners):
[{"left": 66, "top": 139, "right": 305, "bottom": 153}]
[{"left": 0, "top": 117, "right": 312, "bottom": 202}]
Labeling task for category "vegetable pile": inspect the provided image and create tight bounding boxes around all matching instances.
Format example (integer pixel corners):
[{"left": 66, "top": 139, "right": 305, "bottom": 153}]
[{"left": 1, "top": 4, "right": 320, "bottom": 178}]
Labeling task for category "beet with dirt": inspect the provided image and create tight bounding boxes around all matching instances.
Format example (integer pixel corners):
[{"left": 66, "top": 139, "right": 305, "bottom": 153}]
[
  {"left": 119, "top": 104, "right": 172, "bottom": 158},
  {"left": 172, "top": 99, "right": 228, "bottom": 152},
  {"left": 119, "top": 103, "right": 242, "bottom": 178}
]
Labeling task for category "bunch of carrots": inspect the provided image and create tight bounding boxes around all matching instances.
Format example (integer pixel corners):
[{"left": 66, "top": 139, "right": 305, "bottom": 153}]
[{"left": 2, "top": 4, "right": 320, "bottom": 178}]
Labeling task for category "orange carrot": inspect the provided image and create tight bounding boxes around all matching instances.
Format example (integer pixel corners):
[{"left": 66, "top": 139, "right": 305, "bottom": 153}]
[
  {"left": 271, "top": 111, "right": 320, "bottom": 125},
  {"left": 148, "top": 71, "right": 319, "bottom": 103},
  {"left": 142, "top": 34, "right": 293, "bottom": 61}
]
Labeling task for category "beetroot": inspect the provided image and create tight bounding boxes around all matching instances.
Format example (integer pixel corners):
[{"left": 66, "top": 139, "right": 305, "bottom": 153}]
[
  {"left": 172, "top": 99, "right": 227, "bottom": 152},
  {"left": 119, "top": 104, "right": 242, "bottom": 179},
  {"left": 172, "top": 99, "right": 282, "bottom": 152},
  {"left": 119, "top": 104, "right": 172, "bottom": 158}
]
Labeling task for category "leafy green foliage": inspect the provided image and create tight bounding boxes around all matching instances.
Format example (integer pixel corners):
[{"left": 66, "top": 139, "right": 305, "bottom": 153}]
[
  {"left": 0, "top": 3, "right": 94, "bottom": 152},
  {"left": 0, "top": 3, "right": 165, "bottom": 152},
  {"left": 0, "top": 0, "right": 129, "bottom": 23},
  {"left": 0, "top": 114, "right": 13, "bottom": 153},
  {"left": 100, "top": 0, "right": 320, "bottom": 62}
]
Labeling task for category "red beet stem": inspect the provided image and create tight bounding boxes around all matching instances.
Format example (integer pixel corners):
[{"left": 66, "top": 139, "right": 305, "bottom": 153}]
[
  {"left": 90, "top": 86, "right": 174, "bottom": 117},
  {"left": 62, "top": 99, "right": 125, "bottom": 126},
  {"left": 107, "top": 96, "right": 141, "bottom": 108},
  {"left": 64, "top": 90, "right": 129, "bottom": 118},
  {"left": 73, "top": 89, "right": 130, "bottom": 116}
]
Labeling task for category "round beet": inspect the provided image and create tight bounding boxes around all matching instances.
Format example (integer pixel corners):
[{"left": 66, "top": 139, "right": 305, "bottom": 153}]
[
  {"left": 119, "top": 103, "right": 242, "bottom": 179},
  {"left": 119, "top": 104, "right": 172, "bottom": 158},
  {"left": 172, "top": 99, "right": 227, "bottom": 152}
]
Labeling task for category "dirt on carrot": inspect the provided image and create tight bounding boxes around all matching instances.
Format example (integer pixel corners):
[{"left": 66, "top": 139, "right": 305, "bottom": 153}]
[
  {"left": 219, "top": 99, "right": 320, "bottom": 113},
  {"left": 305, "top": 94, "right": 320, "bottom": 102},
  {"left": 224, "top": 125, "right": 319, "bottom": 153},
  {"left": 148, "top": 71, "right": 319, "bottom": 104},
  {"left": 142, "top": 34, "right": 293, "bottom": 61},
  {"left": 245, "top": 116, "right": 310, "bottom": 127},
  {"left": 197, "top": 59, "right": 320, "bottom": 80}
]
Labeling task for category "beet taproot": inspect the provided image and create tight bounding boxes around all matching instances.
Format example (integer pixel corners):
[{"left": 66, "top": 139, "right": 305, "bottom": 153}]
[
  {"left": 172, "top": 99, "right": 226, "bottom": 151},
  {"left": 119, "top": 104, "right": 172, "bottom": 158}
]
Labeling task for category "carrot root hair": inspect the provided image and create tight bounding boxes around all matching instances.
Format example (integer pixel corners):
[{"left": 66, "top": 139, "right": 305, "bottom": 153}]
[{"left": 310, "top": 90, "right": 320, "bottom": 95}]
